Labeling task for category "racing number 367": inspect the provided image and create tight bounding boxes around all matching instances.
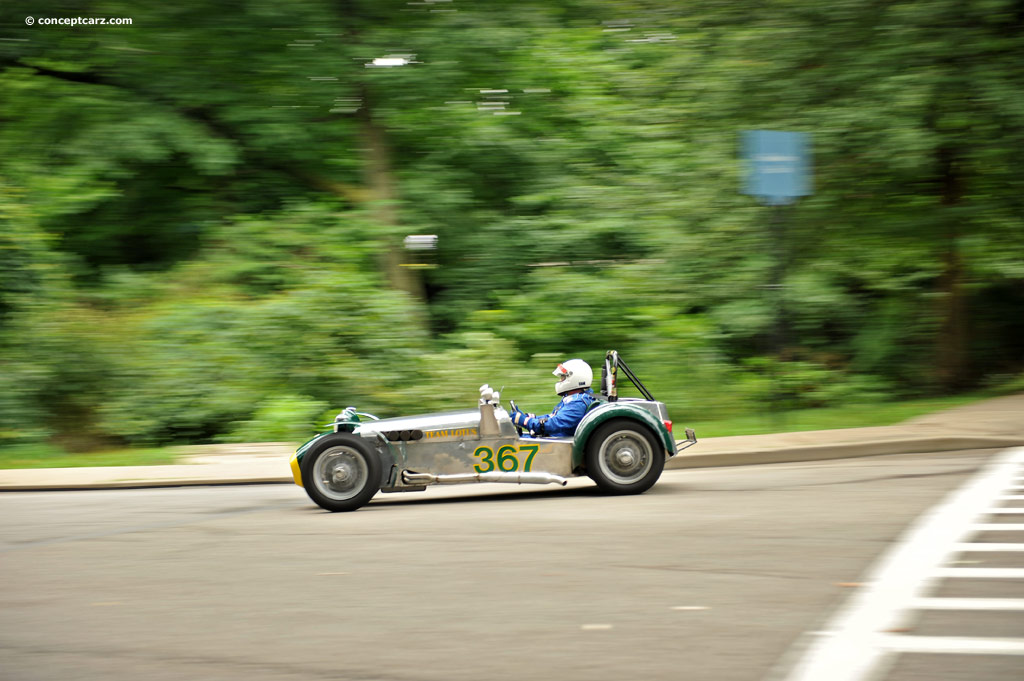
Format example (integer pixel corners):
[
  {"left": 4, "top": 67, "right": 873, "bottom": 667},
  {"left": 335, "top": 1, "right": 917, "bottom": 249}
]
[{"left": 473, "top": 444, "right": 539, "bottom": 473}]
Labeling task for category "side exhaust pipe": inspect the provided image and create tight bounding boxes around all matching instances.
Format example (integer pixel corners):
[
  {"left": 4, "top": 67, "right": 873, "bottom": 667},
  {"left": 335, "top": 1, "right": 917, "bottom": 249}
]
[{"left": 402, "top": 471, "right": 568, "bottom": 487}]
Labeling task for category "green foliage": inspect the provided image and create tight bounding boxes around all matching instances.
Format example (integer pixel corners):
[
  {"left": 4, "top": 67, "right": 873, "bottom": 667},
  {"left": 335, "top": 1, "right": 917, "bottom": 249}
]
[
  {"left": 736, "top": 357, "right": 894, "bottom": 412},
  {"left": 84, "top": 204, "right": 429, "bottom": 445},
  {"left": 224, "top": 394, "right": 328, "bottom": 443},
  {"left": 0, "top": 0, "right": 1022, "bottom": 451},
  {"left": 405, "top": 332, "right": 556, "bottom": 413}
]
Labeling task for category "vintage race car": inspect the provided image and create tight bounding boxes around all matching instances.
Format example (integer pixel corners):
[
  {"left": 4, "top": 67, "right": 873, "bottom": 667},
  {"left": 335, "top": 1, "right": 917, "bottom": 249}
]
[{"left": 289, "top": 351, "right": 697, "bottom": 512}]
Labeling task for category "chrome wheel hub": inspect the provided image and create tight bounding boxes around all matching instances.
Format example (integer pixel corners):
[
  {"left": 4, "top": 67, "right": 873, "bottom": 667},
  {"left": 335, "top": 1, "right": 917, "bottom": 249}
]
[
  {"left": 598, "top": 430, "right": 654, "bottom": 485},
  {"left": 313, "top": 446, "right": 369, "bottom": 501}
]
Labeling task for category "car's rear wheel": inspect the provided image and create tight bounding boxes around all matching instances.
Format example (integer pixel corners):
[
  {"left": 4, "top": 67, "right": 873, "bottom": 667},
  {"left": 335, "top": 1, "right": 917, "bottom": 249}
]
[
  {"left": 585, "top": 419, "right": 664, "bottom": 494},
  {"left": 301, "top": 433, "right": 381, "bottom": 512}
]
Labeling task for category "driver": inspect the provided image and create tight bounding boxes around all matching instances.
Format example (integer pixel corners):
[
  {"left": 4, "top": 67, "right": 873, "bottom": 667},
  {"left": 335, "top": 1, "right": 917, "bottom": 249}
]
[{"left": 510, "top": 359, "right": 596, "bottom": 437}]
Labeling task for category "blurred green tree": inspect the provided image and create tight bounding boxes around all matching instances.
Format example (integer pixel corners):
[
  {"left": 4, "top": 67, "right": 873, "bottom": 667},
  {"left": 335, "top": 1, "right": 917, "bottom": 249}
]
[{"left": 0, "top": 0, "right": 1021, "bottom": 450}]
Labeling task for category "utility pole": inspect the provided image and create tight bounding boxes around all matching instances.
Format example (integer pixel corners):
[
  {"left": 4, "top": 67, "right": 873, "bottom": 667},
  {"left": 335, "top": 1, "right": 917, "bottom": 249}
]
[{"left": 742, "top": 130, "right": 812, "bottom": 424}]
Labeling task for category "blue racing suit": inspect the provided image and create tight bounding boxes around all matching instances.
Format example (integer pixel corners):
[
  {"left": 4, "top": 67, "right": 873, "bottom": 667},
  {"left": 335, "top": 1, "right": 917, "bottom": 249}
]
[{"left": 518, "top": 389, "right": 596, "bottom": 438}]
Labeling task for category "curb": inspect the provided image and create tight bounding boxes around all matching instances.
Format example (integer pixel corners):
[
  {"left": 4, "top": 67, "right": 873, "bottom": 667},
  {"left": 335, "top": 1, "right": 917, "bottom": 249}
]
[
  {"left": 0, "top": 477, "right": 293, "bottom": 492},
  {"left": 2, "top": 435, "right": 1021, "bottom": 492},
  {"left": 666, "top": 435, "right": 1023, "bottom": 470}
]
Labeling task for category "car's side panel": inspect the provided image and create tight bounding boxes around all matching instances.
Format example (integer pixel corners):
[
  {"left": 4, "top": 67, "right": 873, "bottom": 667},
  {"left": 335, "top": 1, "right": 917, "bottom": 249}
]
[
  {"left": 363, "top": 435, "right": 576, "bottom": 478},
  {"left": 571, "top": 402, "right": 674, "bottom": 469},
  {"left": 293, "top": 405, "right": 581, "bottom": 489},
  {"left": 390, "top": 435, "right": 517, "bottom": 475},
  {"left": 470, "top": 438, "right": 575, "bottom": 477}
]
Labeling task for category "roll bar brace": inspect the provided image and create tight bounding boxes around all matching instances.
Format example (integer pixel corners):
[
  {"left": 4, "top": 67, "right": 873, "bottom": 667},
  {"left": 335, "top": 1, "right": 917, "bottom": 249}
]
[{"left": 601, "top": 350, "right": 654, "bottom": 402}]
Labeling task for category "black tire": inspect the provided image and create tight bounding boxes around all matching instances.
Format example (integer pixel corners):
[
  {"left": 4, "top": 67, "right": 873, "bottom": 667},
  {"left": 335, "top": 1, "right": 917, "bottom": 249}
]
[
  {"left": 301, "top": 433, "right": 382, "bottom": 512},
  {"left": 584, "top": 418, "right": 665, "bottom": 495}
]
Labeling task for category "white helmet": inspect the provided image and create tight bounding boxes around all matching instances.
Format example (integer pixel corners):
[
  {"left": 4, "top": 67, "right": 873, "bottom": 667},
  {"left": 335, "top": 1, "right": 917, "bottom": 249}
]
[{"left": 553, "top": 359, "right": 592, "bottom": 395}]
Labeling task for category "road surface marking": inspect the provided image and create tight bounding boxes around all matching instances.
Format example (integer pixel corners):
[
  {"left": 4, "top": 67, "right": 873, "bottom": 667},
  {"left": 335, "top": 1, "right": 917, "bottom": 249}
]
[
  {"left": 774, "top": 447, "right": 1024, "bottom": 681},
  {"left": 987, "top": 508, "right": 1024, "bottom": 514},
  {"left": 672, "top": 606, "right": 710, "bottom": 611},
  {"left": 881, "top": 635, "right": 1024, "bottom": 655},
  {"left": 581, "top": 624, "right": 613, "bottom": 631},
  {"left": 1000, "top": 495, "right": 1024, "bottom": 500},
  {"left": 933, "top": 567, "right": 1024, "bottom": 578},
  {"left": 912, "top": 597, "right": 1024, "bottom": 611},
  {"left": 973, "top": 523, "right": 1024, "bottom": 531},
  {"left": 955, "top": 542, "right": 1024, "bottom": 551}
]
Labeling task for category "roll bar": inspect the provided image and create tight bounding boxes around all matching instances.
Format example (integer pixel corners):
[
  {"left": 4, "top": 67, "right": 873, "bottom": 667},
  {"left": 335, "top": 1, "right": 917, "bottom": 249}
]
[{"left": 601, "top": 350, "right": 655, "bottom": 402}]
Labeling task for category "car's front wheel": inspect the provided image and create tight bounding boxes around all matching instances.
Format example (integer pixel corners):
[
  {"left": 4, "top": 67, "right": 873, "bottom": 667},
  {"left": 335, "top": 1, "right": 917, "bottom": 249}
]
[
  {"left": 301, "top": 433, "right": 382, "bottom": 512},
  {"left": 585, "top": 419, "right": 664, "bottom": 495}
]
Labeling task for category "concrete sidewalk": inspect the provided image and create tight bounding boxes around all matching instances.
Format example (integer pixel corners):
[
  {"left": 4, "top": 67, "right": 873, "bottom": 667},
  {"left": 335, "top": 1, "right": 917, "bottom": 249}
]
[{"left": 1, "top": 394, "right": 1021, "bottom": 491}]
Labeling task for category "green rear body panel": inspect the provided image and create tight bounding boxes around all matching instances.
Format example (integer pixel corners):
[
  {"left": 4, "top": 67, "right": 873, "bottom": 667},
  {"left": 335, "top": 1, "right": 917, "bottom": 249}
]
[{"left": 571, "top": 403, "right": 674, "bottom": 469}]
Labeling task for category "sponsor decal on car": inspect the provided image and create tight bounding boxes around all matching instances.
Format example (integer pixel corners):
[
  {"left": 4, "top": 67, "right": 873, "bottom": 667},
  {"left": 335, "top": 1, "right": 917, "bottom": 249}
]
[{"left": 423, "top": 428, "right": 478, "bottom": 441}]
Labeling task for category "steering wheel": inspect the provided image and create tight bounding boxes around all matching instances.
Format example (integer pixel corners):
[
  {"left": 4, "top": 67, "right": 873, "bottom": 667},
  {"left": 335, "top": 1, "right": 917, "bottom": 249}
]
[{"left": 509, "top": 400, "right": 523, "bottom": 437}]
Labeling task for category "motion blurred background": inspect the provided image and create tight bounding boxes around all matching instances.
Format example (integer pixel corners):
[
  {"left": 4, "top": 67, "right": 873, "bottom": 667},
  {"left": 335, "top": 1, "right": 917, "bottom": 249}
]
[{"left": 1, "top": 0, "right": 1022, "bottom": 458}]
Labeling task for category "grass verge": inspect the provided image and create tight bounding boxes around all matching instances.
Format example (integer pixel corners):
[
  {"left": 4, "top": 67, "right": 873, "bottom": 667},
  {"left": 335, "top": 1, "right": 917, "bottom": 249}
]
[
  {"left": 0, "top": 444, "right": 182, "bottom": 470},
  {"left": 689, "top": 394, "right": 991, "bottom": 438}
]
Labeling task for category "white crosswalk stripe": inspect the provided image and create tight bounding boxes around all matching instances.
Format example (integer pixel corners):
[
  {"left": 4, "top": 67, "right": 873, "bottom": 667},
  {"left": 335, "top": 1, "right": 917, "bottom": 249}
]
[
  {"left": 973, "top": 523, "right": 1024, "bottom": 531},
  {"left": 913, "top": 597, "right": 1024, "bottom": 611},
  {"left": 882, "top": 635, "right": 1024, "bottom": 655},
  {"left": 933, "top": 567, "right": 1024, "bottom": 578},
  {"left": 775, "top": 448, "right": 1024, "bottom": 681}
]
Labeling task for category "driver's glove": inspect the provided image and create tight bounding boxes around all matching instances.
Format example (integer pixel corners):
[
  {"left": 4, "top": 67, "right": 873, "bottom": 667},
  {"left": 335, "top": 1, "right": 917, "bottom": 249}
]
[{"left": 510, "top": 409, "right": 533, "bottom": 429}]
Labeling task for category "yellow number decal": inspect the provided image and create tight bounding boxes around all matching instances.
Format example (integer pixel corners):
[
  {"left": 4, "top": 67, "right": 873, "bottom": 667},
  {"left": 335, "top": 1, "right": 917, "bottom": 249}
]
[
  {"left": 497, "top": 445, "right": 519, "bottom": 472},
  {"left": 519, "top": 444, "right": 539, "bottom": 472},
  {"left": 473, "top": 447, "right": 495, "bottom": 473},
  {"left": 476, "top": 444, "right": 539, "bottom": 473}
]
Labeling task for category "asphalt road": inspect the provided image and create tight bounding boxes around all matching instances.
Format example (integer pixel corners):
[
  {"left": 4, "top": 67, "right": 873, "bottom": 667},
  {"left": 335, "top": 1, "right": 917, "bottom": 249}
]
[{"left": 1, "top": 450, "right": 1021, "bottom": 681}]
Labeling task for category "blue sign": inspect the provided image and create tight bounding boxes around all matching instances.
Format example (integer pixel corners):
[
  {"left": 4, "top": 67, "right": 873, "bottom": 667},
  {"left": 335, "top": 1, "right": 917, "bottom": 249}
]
[{"left": 743, "top": 130, "right": 811, "bottom": 204}]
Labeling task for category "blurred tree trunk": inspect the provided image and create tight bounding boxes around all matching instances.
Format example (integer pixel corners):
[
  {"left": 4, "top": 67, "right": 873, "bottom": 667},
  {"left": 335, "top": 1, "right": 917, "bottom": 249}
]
[
  {"left": 935, "top": 144, "right": 968, "bottom": 391},
  {"left": 332, "top": 0, "right": 425, "bottom": 302},
  {"left": 356, "top": 90, "right": 425, "bottom": 302}
]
